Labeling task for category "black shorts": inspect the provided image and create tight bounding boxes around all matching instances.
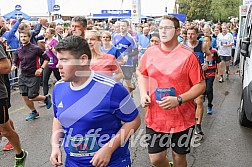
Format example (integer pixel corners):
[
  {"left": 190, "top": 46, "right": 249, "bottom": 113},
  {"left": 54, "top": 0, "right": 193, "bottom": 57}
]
[
  {"left": 146, "top": 126, "right": 194, "bottom": 155},
  {"left": 0, "top": 99, "right": 9, "bottom": 124},
  {"left": 19, "top": 74, "right": 40, "bottom": 99},
  {"left": 120, "top": 65, "right": 134, "bottom": 80},
  {"left": 216, "top": 55, "right": 221, "bottom": 64},
  {"left": 220, "top": 56, "right": 231, "bottom": 62}
]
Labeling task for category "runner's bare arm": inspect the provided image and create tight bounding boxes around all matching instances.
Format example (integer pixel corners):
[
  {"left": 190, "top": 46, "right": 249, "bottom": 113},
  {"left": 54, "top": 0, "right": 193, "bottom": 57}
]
[
  {"left": 113, "top": 60, "right": 124, "bottom": 81},
  {"left": 90, "top": 114, "right": 141, "bottom": 167},
  {"left": 0, "top": 57, "right": 11, "bottom": 74},
  {"left": 50, "top": 118, "right": 64, "bottom": 166},
  {"left": 178, "top": 80, "right": 206, "bottom": 104},
  {"left": 202, "top": 41, "right": 212, "bottom": 62}
]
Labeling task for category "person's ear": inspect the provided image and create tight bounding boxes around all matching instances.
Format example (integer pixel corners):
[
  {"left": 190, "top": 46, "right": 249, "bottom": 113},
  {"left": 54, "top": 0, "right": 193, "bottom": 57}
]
[
  {"left": 80, "top": 54, "right": 89, "bottom": 65},
  {"left": 176, "top": 28, "right": 181, "bottom": 36}
]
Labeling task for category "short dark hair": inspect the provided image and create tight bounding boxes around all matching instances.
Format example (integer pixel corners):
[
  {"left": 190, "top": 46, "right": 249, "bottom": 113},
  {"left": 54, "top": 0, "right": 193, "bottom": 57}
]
[
  {"left": 55, "top": 35, "right": 91, "bottom": 60},
  {"left": 182, "top": 29, "right": 187, "bottom": 35},
  {"left": 161, "top": 15, "right": 180, "bottom": 29},
  {"left": 120, "top": 20, "right": 129, "bottom": 26},
  {"left": 72, "top": 16, "right": 87, "bottom": 27},
  {"left": 188, "top": 25, "right": 199, "bottom": 34},
  {"left": 19, "top": 23, "right": 29, "bottom": 30},
  {"left": 150, "top": 31, "right": 160, "bottom": 39},
  {"left": 204, "top": 35, "right": 212, "bottom": 41}
]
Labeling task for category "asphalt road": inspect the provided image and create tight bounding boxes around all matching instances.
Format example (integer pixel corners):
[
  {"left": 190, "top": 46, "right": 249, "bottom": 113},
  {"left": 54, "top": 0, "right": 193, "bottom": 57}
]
[{"left": 1, "top": 67, "right": 252, "bottom": 167}]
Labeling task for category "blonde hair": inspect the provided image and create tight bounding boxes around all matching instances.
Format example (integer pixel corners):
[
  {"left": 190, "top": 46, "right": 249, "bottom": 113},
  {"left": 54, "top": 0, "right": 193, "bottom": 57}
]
[
  {"left": 102, "top": 31, "right": 112, "bottom": 40},
  {"left": 203, "top": 26, "right": 211, "bottom": 32},
  {"left": 86, "top": 30, "right": 101, "bottom": 41}
]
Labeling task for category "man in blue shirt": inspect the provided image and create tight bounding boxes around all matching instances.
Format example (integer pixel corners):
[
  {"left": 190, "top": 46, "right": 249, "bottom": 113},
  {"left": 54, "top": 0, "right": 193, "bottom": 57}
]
[
  {"left": 50, "top": 35, "right": 140, "bottom": 167},
  {"left": 112, "top": 20, "right": 138, "bottom": 94},
  {"left": 199, "top": 26, "right": 217, "bottom": 49},
  {"left": 138, "top": 27, "right": 150, "bottom": 58},
  {"left": 2, "top": 18, "right": 23, "bottom": 49}
]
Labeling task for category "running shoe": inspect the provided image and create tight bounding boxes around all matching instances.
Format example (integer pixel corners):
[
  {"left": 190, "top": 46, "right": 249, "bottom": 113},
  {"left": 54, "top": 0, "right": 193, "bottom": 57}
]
[
  {"left": 25, "top": 112, "right": 40, "bottom": 121},
  {"left": 45, "top": 94, "right": 52, "bottom": 109},
  {"left": 3, "top": 141, "right": 14, "bottom": 151},
  {"left": 207, "top": 107, "right": 213, "bottom": 115},
  {"left": 14, "top": 149, "right": 28, "bottom": 167},
  {"left": 195, "top": 124, "right": 204, "bottom": 135},
  {"left": 226, "top": 70, "right": 230, "bottom": 80},
  {"left": 218, "top": 76, "right": 224, "bottom": 83}
]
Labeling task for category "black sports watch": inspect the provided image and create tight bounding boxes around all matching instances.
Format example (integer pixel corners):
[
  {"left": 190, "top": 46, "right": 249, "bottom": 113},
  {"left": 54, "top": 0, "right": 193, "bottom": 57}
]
[{"left": 177, "top": 96, "right": 183, "bottom": 106}]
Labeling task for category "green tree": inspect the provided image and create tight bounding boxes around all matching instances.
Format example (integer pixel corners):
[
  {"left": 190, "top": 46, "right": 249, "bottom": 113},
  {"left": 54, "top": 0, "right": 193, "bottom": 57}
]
[{"left": 178, "top": 0, "right": 241, "bottom": 22}]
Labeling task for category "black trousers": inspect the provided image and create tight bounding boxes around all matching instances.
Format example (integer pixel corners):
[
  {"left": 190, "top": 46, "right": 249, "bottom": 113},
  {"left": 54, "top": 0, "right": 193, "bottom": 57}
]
[
  {"left": 43, "top": 67, "right": 61, "bottom": 96},
  {"left": 205, "top": 76, "right": 215, "bottom": 108}
]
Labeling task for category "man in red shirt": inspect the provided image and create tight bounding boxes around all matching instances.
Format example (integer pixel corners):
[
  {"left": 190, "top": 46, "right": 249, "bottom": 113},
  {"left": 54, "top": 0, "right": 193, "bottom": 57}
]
[{"left": 138, "top": 15, "right": 206, "bottom": 167}]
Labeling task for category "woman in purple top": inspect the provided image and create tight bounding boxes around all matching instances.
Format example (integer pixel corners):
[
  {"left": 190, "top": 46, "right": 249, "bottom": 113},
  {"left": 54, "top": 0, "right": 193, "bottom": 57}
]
[{"left": 43, "top": 28, "right": 61, "bottom": 96}]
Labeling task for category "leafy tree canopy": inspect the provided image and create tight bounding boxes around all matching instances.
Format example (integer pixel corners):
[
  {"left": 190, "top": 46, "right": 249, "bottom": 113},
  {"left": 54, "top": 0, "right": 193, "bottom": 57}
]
[{"left": 177, "top": 0, "right": 242, "bottom": 22}]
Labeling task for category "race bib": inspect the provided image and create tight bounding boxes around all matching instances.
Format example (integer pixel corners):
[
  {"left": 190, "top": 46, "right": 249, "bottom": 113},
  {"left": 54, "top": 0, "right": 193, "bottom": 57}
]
[
  {"left": 155, "top": 87, "right": 176, "bottom": 102},
  {"left": 48, "top": 57, "right": 54, "bottom": 65},
  {"left": 68, "top": 134, "right": 100, "bottom": 157}
]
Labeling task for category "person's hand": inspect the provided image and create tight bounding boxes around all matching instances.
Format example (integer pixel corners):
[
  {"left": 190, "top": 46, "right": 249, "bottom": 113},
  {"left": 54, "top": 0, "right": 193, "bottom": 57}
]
[
  {"left": 158, "top": 96, "right": 179, "bottom": 110},
  {"left": 35, "top": 68, "right": 43, "bottom": 76},
  {"left": 90, "top": 146, "right": 112, "bottom": 167},
  {"left": 50, "top": 147, "right": 63, "bottom": 167},
  {"left": 11, "top": 65, "right": 17, "bottom": 71},
  {"left": 141, "top": 94, "right": 151, "bottom": 108},
  {"left": 123, "top": 55, "right": 128, "bottom": 63},
  {"left": 62, "top": 32, "right": 69, "bottom": 38},
  {"left": 45, "top": 44, "right": 51, "bottom": 50},
  {"left": 202, "top": 62, "right": 208, "bottom": 71},
  {"left": 18, "top": 17, "right": 24, "bottom": 22},
  {"left": 138, "top": 45, "right": 143, "bottom": 51}
]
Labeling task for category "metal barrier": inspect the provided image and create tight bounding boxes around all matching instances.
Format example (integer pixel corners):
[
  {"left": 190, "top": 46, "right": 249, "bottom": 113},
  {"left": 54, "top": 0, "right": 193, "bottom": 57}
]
[{"left": 6, "top": 49, "right": 19, "bottom": 90}]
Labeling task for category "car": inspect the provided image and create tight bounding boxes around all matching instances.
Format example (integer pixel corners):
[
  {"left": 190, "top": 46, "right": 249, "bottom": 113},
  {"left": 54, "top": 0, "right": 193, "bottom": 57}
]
[{"left": 236, "top": 3, "right": 252, "bottom": 126}]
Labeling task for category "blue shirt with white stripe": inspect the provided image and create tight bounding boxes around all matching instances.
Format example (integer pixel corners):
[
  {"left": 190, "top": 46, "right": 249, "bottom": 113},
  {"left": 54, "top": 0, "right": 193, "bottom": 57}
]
[
  {"left": 112, "top": 33, "right": 137, "bottom": 66},
  {"left": 52, "top": 71, "right": 138, "bottom": 167}
]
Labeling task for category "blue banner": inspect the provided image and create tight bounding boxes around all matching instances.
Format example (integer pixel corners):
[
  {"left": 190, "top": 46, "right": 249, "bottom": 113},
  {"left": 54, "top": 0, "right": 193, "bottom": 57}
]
[
  {"left": 100, "top": 10, "right": 131, "bottom": 17},
  {"left": 47, "top": 0, "right": 55, "bottom": 13},
  {"left": 168, "top": 13, "right": 186, "bottom": 23}
]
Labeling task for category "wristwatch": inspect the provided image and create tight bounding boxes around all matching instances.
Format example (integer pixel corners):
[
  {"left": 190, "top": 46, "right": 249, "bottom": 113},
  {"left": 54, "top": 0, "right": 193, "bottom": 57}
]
[{"left": 177, "top": 96, "right": 183, "bottom": 106}]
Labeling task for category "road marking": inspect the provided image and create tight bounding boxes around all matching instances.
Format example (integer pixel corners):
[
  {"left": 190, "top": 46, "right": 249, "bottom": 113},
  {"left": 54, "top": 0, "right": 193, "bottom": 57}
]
[{"left": 9, "top": 106, "right": 26, "bottom": 114}]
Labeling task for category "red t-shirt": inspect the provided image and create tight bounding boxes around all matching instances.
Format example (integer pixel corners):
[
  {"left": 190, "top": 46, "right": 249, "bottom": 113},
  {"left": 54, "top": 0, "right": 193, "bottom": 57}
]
[
  {"left": 140, "top": 43, "right": 205, "bottom": 133},
  {"left": 90, "top": 54, "right": 118, "bottom": 77},
  {"left": 205, "top": 48, "right": 217, "bottom": 77}
]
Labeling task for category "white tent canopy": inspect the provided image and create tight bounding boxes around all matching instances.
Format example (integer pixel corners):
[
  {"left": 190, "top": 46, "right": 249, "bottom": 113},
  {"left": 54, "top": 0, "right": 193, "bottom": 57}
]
[{"left": 0, "top": 0, "right": 176, "bottom": 17}]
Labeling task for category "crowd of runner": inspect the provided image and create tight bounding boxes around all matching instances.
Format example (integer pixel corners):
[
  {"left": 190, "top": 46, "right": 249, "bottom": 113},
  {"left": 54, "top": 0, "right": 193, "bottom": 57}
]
[{"left": 0, "top": 15, "right": 238, "bottom": 167}]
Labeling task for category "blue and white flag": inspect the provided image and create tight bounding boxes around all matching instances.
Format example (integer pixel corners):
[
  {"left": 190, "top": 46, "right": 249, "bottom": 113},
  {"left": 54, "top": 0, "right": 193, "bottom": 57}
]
[{"left": 47, "top": 0, "right": 55, "bottom": 13}]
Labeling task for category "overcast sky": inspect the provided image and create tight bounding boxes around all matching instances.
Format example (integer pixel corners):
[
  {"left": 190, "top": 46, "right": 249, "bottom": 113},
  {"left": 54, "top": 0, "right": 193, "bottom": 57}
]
[{"left": 0, "top": 0, "right": 176, "bottom": 17}]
